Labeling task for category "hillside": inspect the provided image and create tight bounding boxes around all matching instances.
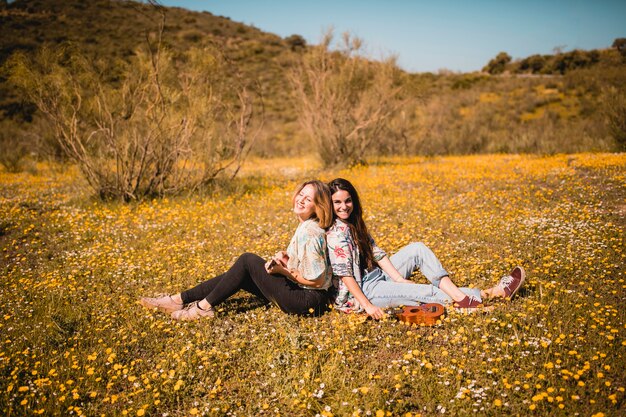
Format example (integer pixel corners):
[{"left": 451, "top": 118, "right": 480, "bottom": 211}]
[
  {"left": 1, "top": 0, "right": 625, "bottom": 161},
  {"left": 0, "top": 0, "right": 301, "bottom": 135},
  {"left": 0, "top": 0, "right": 281, "bottom": 61}
]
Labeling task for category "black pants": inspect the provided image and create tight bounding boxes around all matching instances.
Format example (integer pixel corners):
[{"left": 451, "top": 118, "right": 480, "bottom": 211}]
[{"left": 181, "top": 253, "right": 330, "bottom": 315}]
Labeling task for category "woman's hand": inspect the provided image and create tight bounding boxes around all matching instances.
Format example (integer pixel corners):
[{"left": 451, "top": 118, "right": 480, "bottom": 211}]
[
  {"left": 273, "top": 251, "right": 290, "bottom": 266},
  {"left": 364, "top": 304, "right": 386, "bottom": 320},
  {"left": 266, "top": 255, "right": 324, "bottom": 288},
  {"left": 266, "top": 254, "right": 294, "bottom": 278},
  {"left": 265, "top": 258, "right": 286, "bottom": 275}
]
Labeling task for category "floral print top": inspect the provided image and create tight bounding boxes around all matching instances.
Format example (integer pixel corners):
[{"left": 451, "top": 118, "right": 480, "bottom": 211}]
[
  {"left": 326, "top": 218, "right": 387, "bottom": 312},
  {"left": 286, "top": 219, "right": 333, "bottom": 290}
]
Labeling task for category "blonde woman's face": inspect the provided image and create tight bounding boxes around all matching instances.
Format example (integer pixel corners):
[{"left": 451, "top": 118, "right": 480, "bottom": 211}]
[{"left": 294, "top": 184, "right": 316, "bottom": 221}]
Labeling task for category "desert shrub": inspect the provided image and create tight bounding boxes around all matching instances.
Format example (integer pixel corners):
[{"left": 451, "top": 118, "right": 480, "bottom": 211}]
[
  {"left": 180, "top": 29, "right": 204, "bottom": 43},
  {"left": 410, "top": 75, "right": 616, "bottom": 155},
  {"left": 285, "top": 34, "right": 306, "bottom": 51},
  {"left": 550, "top": 49, "right": 600, "bottom": 74},
  {"left": 482, "top": 52, "right": 511, "bottom": 74},
  {"left": 518, "top": 54, "right": 547, "bottom": 73},
  {"left": 450, "top": 73, "right": 489, "bottom": 90},
  {"left": 612, "top": 38, "right": 626, "bottom": 58},
  {"left": 0, "top": 119, "right": 30, "bottom": 172},
  {"left": 289, "top": 30, "right": 407, "bottom": 167},
  {"left": 602, "top": 86, "right": 626, "bottom": 150},
  {"left": 6, "top": 43, "right": 262, "bottom": 200}
]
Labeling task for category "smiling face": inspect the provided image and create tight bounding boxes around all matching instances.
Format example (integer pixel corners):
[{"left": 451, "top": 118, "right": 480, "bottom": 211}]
[
  {"left": 293, "top": 184, "right": 317, "bottom": 221},
  {"left": 331, "top": 189, "right": 353, "bottom": 221}
]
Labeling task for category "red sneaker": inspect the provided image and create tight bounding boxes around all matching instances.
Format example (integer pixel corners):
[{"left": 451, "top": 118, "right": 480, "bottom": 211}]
[{"left": 497, "top": 266, "right": 526, "bottom": 300}]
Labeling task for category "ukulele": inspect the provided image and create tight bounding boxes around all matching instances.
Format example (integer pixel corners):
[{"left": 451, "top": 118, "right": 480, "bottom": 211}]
[{"left": 389, "top": 303, "right": 445, "bottom": 326}]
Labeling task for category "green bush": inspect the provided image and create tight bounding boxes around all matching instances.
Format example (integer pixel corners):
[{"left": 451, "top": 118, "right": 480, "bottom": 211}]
[
  {"left": 518, "top": 54, "right": 547, "bottom": 73},
  {"left": 482, "top": 52, "right": 511, "bottom": 74}
]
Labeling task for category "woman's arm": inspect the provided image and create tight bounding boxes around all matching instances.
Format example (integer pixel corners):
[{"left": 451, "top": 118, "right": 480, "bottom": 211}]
[
  {"left": 265, "top": 260, "right": 326, "bottom": 288},
  {"left": 266, "top": 221, "right": 328, "bottom": 289},
  {"left": 369, "top": 236, "right": 413, "bottom": 284},
  {"left": 377, "top": 256, "right": 414, "bottom": 284},
  {"left": 340, "top": 275, "right": 385, "bottom": 319}
]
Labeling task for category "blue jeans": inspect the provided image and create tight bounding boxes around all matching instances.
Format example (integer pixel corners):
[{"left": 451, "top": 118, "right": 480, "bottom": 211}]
[{"left": 361, "top": 242, "right": 481, "bottom": 308}]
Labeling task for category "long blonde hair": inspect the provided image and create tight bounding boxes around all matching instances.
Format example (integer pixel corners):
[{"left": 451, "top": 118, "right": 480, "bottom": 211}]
[{"left": 292, "top": 180, "right": 333, "bottom": 229}]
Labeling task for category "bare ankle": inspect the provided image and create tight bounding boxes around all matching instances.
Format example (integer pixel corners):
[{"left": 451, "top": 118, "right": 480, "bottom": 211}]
[{"left": 485, "top": 287, "right": 505, "bottom": 298}]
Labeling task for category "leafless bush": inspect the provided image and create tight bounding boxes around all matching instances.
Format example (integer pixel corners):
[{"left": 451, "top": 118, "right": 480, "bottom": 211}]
[
  {"left": 6, "top": 42, "right": 261, "bottom": 200},
  {"left": 289, "top": 30, "right": 406, "bottom": 167}
]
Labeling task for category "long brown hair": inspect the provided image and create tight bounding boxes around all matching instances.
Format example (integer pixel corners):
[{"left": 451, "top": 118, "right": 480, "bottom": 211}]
[
  {"left": 328, "top": 178, "right": 377, "bottom": 271},
  {"left": 292, "top": 180, "right": 333, "bottom": 229}
]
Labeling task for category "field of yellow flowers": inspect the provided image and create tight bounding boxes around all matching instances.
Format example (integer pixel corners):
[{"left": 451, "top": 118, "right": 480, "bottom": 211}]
[{"left": 1, "top": 154, "right": 624, "bottom": 416}]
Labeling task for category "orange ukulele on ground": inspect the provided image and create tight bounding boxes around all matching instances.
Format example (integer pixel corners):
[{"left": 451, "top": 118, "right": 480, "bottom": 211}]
[{"left": 391, "top": 303, "right": 445, "bottom": 326}]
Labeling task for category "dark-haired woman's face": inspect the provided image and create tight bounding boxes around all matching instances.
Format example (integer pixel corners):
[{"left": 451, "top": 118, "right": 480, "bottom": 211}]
[{"left": 331, "top": 189, "right": 353, "bottom": 221}]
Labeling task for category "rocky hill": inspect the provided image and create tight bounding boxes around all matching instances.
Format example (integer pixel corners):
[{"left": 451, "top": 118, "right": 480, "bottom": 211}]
[
  {"left": 1, "top": 0, "right": 304, "bottom": 132},
  {"left": 1, "top": 0, "right": 624, "bottom": 157}
]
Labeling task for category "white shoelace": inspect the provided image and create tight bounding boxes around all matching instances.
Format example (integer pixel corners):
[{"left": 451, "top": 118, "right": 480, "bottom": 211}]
[
  {"left": 499, "top": 275, "right": 514, "bottom": 288},
  {"left": 456, "top": 295, "right": 480, "bottom": 306}
]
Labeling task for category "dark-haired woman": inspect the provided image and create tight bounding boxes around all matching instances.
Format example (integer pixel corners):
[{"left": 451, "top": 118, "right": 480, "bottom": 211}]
[
  {"left": 326, "top": 178, "right": 525, "bottom": 319},
  {"left": 140, "top": 180, "right": 334, "bottom": 320}
]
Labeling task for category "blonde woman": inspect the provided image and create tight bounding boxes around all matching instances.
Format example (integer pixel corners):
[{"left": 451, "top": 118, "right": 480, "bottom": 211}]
[{"left": 140, "top": 180, "right": 334, "bottom": 320}]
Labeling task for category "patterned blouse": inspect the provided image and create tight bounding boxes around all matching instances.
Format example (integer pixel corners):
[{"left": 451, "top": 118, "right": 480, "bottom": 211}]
[
  {"left": 286, "top": 219, "right": 333, "bottom": 290},
  {"left": 326, "top": 219, "right": 387, "bottom": 312}
]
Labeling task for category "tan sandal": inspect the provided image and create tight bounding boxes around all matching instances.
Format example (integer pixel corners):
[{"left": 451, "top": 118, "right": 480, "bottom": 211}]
[
  {"left": 138, "top": 294, "right": 183, "bottom": 314},
  {"left": 171, "top": 302, "right": 214, "bottom": 321}
]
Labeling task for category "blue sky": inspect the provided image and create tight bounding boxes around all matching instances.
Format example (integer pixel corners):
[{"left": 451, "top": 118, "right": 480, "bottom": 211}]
[{"left": 160, "top": 0, "right": 625, "bottom": 73}]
